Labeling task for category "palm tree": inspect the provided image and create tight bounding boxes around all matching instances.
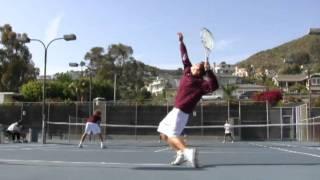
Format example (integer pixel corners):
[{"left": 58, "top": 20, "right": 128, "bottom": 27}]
[
  {"left": 222, "top": 84, "right": 238, "bottom": 100},
  {"left": 68, "top": 78, "right": 89, "bottom": 102}
]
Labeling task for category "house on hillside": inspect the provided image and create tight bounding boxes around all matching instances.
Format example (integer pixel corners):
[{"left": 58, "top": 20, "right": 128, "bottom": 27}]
[
  {"left": 272, "top": 74, "right": 307, "bottom": 93},
  {"left": 213, "top": 61, "right": 235, "bottom": 75},
  {"left": 309, "top": 73, "right": 320, "bottom": 93},
  {"left": 273, "top": 73, "right": 320, "bottom": 94},
  {"left": 146, "top": 76, "right": 179, "bottom": 96},
  {"left": 233, "top": 66, "right": 249, "bottom": 77},
  {"left": 202, "top": 74, "right": 241, "bottom": 100}
]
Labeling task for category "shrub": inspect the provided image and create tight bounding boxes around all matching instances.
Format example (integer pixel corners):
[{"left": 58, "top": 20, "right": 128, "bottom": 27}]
[{"left": 253, "top": 90, "right": 283, "bottom": 106}]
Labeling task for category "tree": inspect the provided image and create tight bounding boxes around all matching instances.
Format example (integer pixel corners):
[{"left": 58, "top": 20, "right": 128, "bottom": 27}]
[
  {"left": 67, "top": 78, "right": 89, "bottom": 102},
  {"left": 108, "top": 43, "right": 133, "bottom": 67},
  {"left": 119, "top": 59, "right": 146, "bottom": 99},
  {"left": 288, "top": 83, "right": 307, "bottom": 94},
  {"left": 20, "top": 80, "right": 42, "bottom": 101},
  {"left": 91, "top": 79, "right": 113, "bottom": 100},
  {"left": 83, "top": 43, "right": 150, "bottom": 101},
  {"left": 222, "top": 84, "right": 238, "bottom": 100},
  {"left": 286, "top": 51, "right": 311, "bottom": 65},
  {"left": 279, "top": 64, "right": 303, "bottom": 74},
  {"left": 0, "top": 24, "right": 38, "bottom": 92},
  {"left": 55, "top": 72, "right": 73, "bottom": 83},
  {"left": 84, "top": 47, "right": 114, "bottom": 82}
]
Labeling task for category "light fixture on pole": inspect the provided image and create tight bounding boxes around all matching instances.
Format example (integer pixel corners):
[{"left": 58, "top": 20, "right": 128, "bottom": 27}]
[{"left": 20, "top": 34, "right": 76, "bottom": 144}]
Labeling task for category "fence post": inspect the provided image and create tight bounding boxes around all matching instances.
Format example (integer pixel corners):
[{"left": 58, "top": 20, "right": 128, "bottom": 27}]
[
  {"left": 238, "top": 100, "right": 241, "bottom": 140},
  {"left": 313, "top": 117, "right": 315, "bottom": 141},
  {"left": 135, "top": 102, "right": 138, "bottom": 140},
  {"left": 68, "top": 115, "right": 71, "bottom": 143},
  {"left": 201, "top": 100, "right": 204, "bottom": 136},
  {"left": 0, "top": 124, "right": 3, "bottom": 144},
  {"left": 307, "top": 114, "right": 309, "bottom": 141},
  {"left": 227, "top": 100, "right": 230, "bottom": 121},
  {"left": 104, "top": 103, "right": 107, "bottom": 138},
  {"left": 45, "top": 102, "right": 51, "bottom": 143},
  {"left": 266, "top": 100, "right": 269, "bottom": 140},
  {"left": 280, "top": 107, "right": 283, "bottom": 140}
]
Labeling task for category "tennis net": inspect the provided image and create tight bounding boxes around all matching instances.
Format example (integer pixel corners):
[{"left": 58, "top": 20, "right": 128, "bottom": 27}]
[{"left": 45, "top": 115, "right": 320, "bottom": 144}]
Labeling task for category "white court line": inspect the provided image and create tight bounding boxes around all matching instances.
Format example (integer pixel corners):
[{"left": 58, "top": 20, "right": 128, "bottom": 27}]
[
  {"left": 0, "top": 158, "right": 169, "bottom": 167},
  {"left": 0, "top": 145, "right": 171, "bottom": 153},
  {"left": 249, "top": 142, "right": 320, "bottom": 158},
  {"left": 200, "top": 151, "right": 276, "bottom": 154},
  {"left": 267, "top": 142, "right": 320, "bottom": 151},
  {"left": 154, "top": 147, "right": 170, "bottom": 152}
]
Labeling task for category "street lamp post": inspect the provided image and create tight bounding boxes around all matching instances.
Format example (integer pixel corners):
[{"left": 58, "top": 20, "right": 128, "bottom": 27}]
[{"left": 21, "top": 34, "right": 76, "bottom": 144}]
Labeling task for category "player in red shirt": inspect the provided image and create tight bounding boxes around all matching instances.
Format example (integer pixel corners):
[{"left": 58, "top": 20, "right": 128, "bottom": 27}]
[
  {"left": 157, "top": 32, "right": 219, "bottom": 168},
  {"left": 78, "top": 110, "right": 105, "bottom": 149}
]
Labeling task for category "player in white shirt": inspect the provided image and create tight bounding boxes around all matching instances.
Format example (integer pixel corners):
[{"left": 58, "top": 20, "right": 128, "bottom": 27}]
[
  {"left": 223, "top": 120, "right": 234, "bottom": 143},
  {"left": 6, "top": 120, "right": 23, "bottom": 142}
]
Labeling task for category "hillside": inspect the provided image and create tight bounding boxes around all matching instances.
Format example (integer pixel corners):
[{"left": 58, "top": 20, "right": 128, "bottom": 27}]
[
  {"left": 141, "top": 62, "right": 182, "bottom": 78},
  {"left": 238, "top": 34, "right": 320, "bottom": 73}
]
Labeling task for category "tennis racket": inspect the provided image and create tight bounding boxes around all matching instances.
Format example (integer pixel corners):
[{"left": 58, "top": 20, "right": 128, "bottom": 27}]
[{"left": 200, "top": 28, "right": 214, "bottom": 61}]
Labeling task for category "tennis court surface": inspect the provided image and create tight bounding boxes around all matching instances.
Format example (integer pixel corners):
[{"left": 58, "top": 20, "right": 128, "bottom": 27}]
[{"left": 1, "top": 138, "right": 320, "bottom": 180}]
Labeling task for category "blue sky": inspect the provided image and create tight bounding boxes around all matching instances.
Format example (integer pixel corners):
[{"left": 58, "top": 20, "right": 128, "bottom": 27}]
[{"left": 1, "top": 0, "right": 319, "bottom": 75}]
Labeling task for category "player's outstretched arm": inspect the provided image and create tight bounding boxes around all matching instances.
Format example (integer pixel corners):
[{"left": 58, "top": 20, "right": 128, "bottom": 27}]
[{"left": 178, "top": 32, "right": 192, "bottom": 68}]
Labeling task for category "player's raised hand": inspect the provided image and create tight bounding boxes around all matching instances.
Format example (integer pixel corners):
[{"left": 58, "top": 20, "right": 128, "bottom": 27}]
[{"left": 177, "top": 32, "right": 183, "bottom": 42}]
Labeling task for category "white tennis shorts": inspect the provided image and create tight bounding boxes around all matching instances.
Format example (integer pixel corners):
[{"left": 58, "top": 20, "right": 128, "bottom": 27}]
[
  {"left": 84, "top": 122, "right": 101, "bottom": 135},
  {"left": 157, "top": 108, "right": 189, "bottom": 137}
]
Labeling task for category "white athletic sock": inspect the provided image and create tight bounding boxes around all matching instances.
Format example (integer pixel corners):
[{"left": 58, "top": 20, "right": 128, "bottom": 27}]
[{"left": 100, "top": 142, "right": 105, "bottom": 149}]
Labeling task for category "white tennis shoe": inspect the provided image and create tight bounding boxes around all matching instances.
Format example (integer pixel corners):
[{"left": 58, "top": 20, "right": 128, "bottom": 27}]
[
  {"left": 170, "top": 152, "right": 186, "bottom": 165},
  {"left": 183, "top": 148, "right": 199, "bottom": 168}
]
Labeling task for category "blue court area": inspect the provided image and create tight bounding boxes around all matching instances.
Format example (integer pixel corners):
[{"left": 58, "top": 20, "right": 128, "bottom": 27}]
[{"left": 1, "top": 138, "right": 320, "bottom": 180}]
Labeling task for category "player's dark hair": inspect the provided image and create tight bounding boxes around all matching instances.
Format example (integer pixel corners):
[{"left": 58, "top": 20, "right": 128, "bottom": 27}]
[{"left": 93, "top": 110, "right": 101, "bottom": 116}]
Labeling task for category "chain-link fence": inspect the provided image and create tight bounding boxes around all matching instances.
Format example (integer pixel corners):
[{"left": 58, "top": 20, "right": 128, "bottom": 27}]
[{"left": 1, "top": 100, "right": 320, "bottom": 143}]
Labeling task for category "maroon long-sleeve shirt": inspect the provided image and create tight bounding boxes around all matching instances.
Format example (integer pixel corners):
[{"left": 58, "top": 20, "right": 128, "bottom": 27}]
[
  {"left": 174, "top": 40, "right": 219, "bottom": 114},
  {"left": 86, "top": 114, "right": 101, "bottom": 123}
]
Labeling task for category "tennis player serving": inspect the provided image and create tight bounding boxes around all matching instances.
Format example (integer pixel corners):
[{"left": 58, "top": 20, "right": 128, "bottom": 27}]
[{"left": 157, "top": 32, "right": 219, "bottom": 168}]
